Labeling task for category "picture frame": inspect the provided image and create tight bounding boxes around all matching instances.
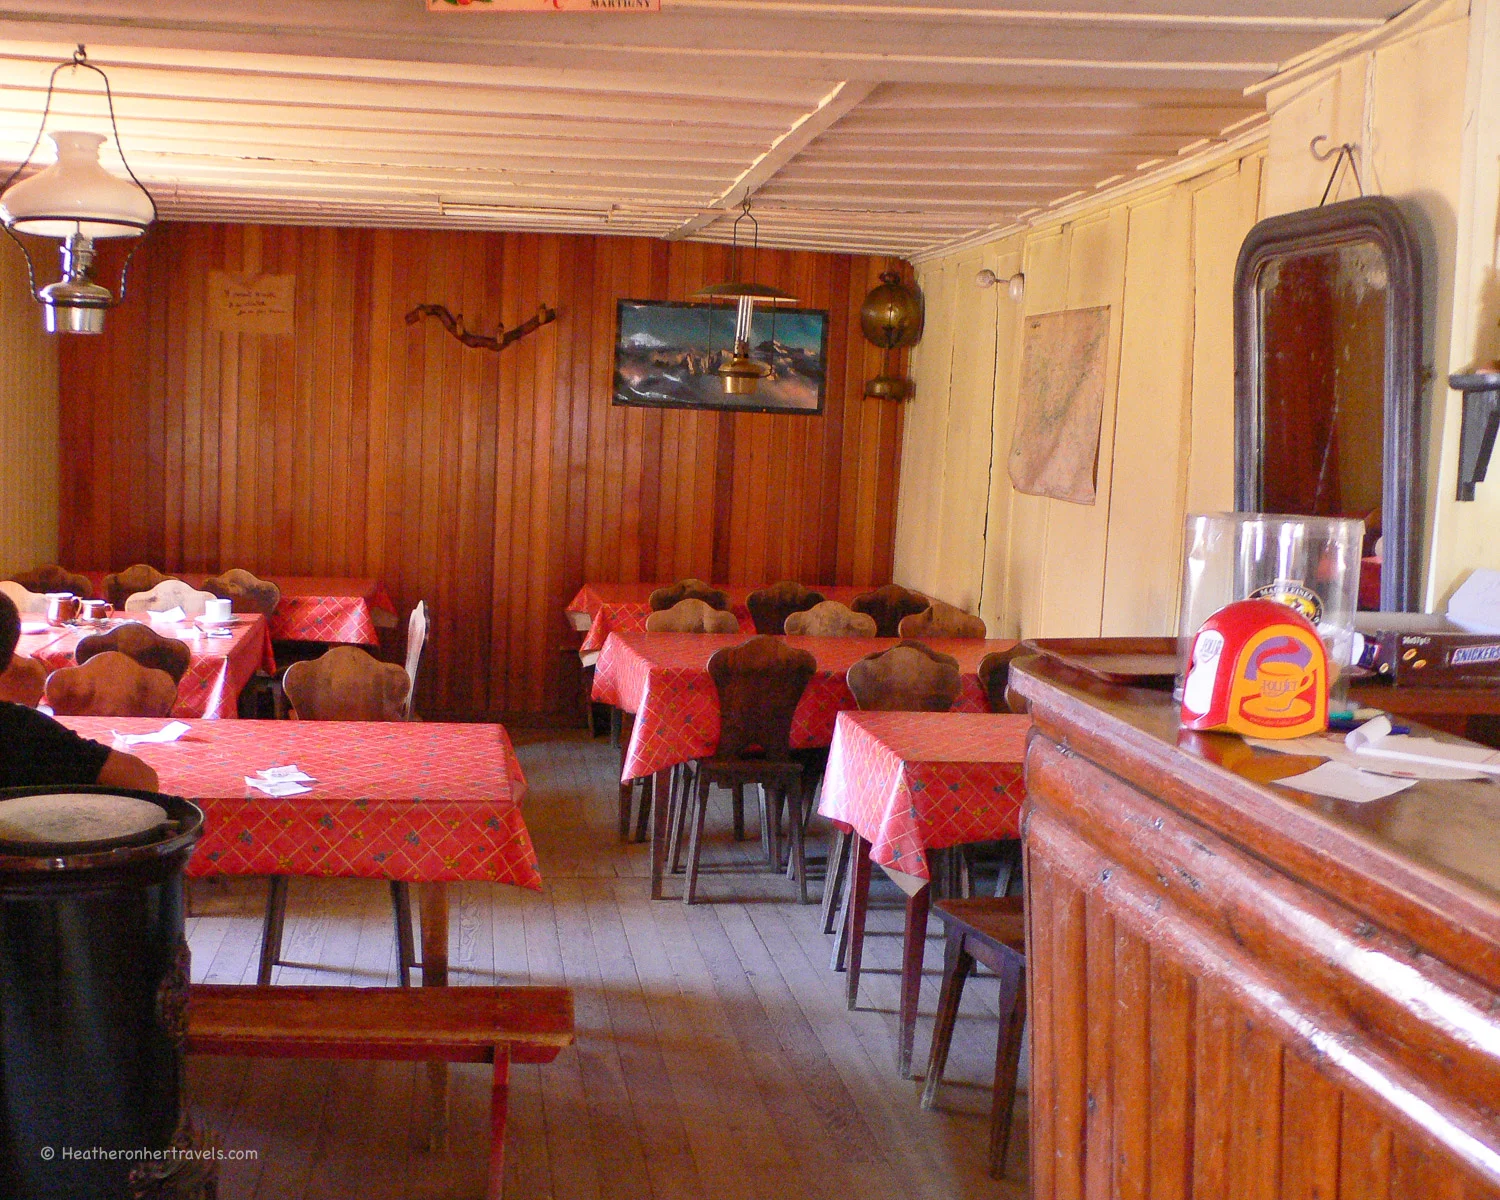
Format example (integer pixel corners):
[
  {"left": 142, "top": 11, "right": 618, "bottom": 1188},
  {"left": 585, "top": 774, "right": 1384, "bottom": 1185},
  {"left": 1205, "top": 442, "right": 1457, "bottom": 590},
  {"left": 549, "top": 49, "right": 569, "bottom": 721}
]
[{"left": 613, "top": 299, "right": 829, "bottom": 415}]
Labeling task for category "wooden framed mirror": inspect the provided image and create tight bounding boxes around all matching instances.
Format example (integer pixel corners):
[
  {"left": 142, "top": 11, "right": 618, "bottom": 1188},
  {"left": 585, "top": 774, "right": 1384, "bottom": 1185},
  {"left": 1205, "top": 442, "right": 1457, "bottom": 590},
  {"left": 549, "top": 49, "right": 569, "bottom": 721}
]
[{"left": 1233, "top": 196, "right": 1423, "bottom": 611}]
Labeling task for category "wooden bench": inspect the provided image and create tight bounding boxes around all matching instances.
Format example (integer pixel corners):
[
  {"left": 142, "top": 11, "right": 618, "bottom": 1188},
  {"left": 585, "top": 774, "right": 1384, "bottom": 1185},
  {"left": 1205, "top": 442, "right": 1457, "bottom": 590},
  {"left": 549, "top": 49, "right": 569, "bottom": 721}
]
[{"left": 187, "top": 984, "right": 575, "bottom": 1198}]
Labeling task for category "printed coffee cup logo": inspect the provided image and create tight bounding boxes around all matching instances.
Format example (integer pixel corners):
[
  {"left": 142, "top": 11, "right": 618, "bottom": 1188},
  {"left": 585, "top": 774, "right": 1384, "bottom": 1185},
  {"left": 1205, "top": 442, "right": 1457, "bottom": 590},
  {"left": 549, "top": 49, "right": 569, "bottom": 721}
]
[{"left": 1248, "top": 580, "right": 1324, "bottom": 624}]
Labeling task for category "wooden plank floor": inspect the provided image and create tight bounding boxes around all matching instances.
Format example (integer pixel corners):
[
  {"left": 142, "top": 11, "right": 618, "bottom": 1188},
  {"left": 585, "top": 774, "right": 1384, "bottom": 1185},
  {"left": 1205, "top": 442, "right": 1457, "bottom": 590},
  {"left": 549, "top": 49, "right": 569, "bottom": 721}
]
[{"left": 185, "top": 730, "right": 1029, "bottom": 1199}]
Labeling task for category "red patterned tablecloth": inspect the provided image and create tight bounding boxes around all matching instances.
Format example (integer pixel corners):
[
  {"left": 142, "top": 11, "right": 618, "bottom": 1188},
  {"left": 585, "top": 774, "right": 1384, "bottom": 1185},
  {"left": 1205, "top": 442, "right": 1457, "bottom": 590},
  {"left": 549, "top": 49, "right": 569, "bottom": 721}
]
[
  {"left": 567, "top": 582, "right": 876, "bottom": 662},
  {"left": 18, "top": 614, "right": 275, "bottom": 719},
  {"left": 81, "top": 572, "right": 396, "bottom": 646},
  {"left": 591, "top": 631, "right": 1016, "bottom": 781},
  {"left": 59, "top": 718, "right": 540, "bottom": 888},
  {"left": 818, "top": 710, "right": 1029, "bottom": 882}
]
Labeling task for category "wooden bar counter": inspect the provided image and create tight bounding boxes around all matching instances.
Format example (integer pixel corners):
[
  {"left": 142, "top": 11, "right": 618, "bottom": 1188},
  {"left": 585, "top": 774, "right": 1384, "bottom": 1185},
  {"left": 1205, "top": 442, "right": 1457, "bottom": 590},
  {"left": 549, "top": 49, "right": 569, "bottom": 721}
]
[{"left": 1011, "top": 655, "right": 1500, "bottom": 1199}]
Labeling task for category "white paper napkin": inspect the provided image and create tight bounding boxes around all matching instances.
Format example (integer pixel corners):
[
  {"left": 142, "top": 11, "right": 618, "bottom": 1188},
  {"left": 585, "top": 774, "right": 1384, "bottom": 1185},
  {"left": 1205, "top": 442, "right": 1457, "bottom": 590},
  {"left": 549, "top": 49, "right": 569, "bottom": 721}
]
[
  {"left": 111, "top": 721, "right": 191, "bottom": 748},
  {"left": 245, "top": 777, "right": 312, "bottom": 797},
  {"left": 1271, "top": 762, "right": 1416, "bottom": 803},
  {"left": 147, "top": 606, "right": 187, "bottom": 625}
]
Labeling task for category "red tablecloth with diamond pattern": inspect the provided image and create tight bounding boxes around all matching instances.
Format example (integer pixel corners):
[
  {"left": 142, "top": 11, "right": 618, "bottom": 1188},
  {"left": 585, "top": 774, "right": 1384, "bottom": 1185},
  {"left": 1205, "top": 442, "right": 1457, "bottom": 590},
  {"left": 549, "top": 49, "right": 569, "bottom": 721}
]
[
  {"left": 591, "top": 631, "right": 1017, "bottom": 781},
  {"left": 18, "top": 614, "right": 275, "bottom": 719},
  {"left": 818, "top": 710, "right": 1029, "bottom": 882},
  {"left": 59, "top": 717, "right": 540, "bottom": 888},
  {"left": 567, "top": 582, "right": 877, "bottom": 661},
  {"left": 82, "top": 572, "right": 396, "bottom": 646}
]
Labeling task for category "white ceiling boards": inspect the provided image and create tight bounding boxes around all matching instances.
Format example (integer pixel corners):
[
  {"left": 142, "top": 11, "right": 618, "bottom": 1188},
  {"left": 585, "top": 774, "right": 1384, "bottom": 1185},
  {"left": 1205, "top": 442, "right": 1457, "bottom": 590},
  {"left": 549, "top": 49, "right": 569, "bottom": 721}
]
[{"left": 0, "top": 0, "right": 1407, "bottom": 255}]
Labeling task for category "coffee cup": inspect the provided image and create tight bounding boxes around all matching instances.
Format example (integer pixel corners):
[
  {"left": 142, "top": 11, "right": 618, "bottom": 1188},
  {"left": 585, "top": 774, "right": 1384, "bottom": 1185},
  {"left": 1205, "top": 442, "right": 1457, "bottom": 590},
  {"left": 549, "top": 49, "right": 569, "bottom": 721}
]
[
  {"left": 79, "top": 598, "right": 112, "bottom": 624},
  {"left": 204, "top": 597, "right": 233, "bottom": 624},
  {"left": 45, "top": 593, "right": 80, "bottom": 626},
  {"left": 1256, "top": 659, "right": 1317, "bottom": 713}
]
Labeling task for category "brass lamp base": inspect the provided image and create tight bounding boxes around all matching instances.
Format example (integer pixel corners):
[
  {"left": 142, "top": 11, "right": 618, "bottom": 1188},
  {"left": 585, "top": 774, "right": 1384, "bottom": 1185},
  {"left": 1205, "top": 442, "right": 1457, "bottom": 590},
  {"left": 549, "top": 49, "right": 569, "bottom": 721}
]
[
  {"left": 865, "top": 374, "right": 913, "bottom": 400},
  {"left": 717, "top": 352, "right": 771, "bottom": 395}
]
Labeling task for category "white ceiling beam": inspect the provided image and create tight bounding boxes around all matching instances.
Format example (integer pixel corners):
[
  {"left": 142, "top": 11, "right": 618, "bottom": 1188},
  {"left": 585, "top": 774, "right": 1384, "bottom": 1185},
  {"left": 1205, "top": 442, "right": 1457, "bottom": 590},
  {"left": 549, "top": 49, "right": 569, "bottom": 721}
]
[{"left": 665, "top": 78, "right": 876, "bottom": 240}]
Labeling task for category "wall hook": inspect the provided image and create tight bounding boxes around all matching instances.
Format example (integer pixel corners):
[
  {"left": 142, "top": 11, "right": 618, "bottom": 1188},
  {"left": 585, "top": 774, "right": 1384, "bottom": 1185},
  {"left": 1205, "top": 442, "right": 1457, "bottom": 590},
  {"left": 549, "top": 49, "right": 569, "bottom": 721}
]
[
  {"left": 1310, "top": 137, "right": 1364, "bottom": 205},
  {"left": 405, "top": 302, "right": 556, "bottom": 352}
]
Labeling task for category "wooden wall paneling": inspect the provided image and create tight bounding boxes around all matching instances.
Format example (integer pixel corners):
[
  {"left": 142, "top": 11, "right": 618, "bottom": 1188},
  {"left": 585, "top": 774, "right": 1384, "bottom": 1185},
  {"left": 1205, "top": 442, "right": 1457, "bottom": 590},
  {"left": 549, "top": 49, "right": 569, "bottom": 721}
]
[
  {"left": 1083, "top": 889, "right": 1116, "bottom": 1200},
  {"left": 978, "top": 240, "right": 1025, "bottom": 636},
  {"left": 1147, "top": 950, "right": 1195, "bottom": 1200},
  {"left": 0, "top": 237, "right": 58, "bottom": 577},
  {"left": 59, "top": 223, "right": 902, "bottom": 719},
  {"left": 1111, "top": 923, "right": 1150, "bottom": 1200},
  {"left": 1281, "top": 1051, "right": 1342, "bottom": 1200}
]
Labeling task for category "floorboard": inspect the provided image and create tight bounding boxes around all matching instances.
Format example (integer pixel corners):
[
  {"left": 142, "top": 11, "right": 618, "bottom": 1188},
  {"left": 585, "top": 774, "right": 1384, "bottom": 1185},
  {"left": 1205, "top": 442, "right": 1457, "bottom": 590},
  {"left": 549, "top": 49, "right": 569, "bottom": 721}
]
[{"left": 186, "top": 729, "right": 1028, "bottom": 1198}]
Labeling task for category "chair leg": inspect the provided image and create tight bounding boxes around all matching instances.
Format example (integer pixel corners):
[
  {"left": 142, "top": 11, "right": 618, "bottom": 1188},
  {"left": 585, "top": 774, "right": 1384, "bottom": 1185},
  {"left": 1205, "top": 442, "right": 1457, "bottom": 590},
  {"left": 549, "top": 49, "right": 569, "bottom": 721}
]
[
  {"left": 609, "top": 705, "right": 622, "bottom": 748},
  {"left": 763, "top": 784, "right": 780, "bottom": 871},
  {"left": 391, "top": 880, "right": 416, "bottom": 988},
  {"left": 921, "top": 930, "right": 974, "bottom": 1109},
  {"left": 990, "top": 954, "right": 1028, "bottom": 1179},
  {"left": 618, "top": 777, "right": 634, "bottom": 840},
  {"left": 731, "top": 783, "right": 746, "bottom": 841},
  {"left": 258, "top": 875, "right": 290, "bottom": 986},
  {"left": 821, "top": 827, "right": 850, "bottom": 934},
  {"left": 631, "top": 777, "right": 653, "bottom": 843},
  {"left": 844, "top": 834, "right": 872, "bottom": 1008},
  {"left": 684, "top": 772, "right": 712, "bottom": 905},
  {"left": 898, "top": 883, "right": 932, "bottom": 1077},
  {"left": 669, "top": 764, "right": 696, "bottom": 874},
  {"left": 788, "top": 781, "right": 808, "bottom": 904}
]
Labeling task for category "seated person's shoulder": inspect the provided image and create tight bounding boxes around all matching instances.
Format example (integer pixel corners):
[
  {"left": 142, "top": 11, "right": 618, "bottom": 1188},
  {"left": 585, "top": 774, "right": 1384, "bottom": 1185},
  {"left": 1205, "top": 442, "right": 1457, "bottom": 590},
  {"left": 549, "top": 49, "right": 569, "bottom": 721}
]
[{"left": 0, "top": 700, "right": 112, "bottom": 788}]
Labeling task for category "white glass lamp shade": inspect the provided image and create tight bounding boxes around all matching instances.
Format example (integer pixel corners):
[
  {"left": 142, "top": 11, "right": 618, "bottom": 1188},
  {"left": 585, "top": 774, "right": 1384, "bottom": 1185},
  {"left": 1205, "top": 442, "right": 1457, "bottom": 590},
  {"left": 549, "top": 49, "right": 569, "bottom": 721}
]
[{"left": 1, "top": 131, "right": 152, "bottom": 239}]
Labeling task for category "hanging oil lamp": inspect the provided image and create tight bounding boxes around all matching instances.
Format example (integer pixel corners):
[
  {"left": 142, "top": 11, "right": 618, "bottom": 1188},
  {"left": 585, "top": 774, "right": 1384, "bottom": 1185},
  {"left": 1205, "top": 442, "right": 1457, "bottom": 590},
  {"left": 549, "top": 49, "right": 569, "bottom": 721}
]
[{"left": 859, "top": 270, "right": 923, "bottom": 399}]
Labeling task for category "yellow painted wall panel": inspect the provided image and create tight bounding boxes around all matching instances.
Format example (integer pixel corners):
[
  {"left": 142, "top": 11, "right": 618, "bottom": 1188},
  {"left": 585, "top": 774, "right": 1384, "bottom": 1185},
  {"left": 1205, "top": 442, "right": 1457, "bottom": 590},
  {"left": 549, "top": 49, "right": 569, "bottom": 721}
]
[
  {"left": 0, "top": 238, "right": 59, "bottom": 577},
  {"left": 1036, "top": 210, "right": 1129, "bottom": 637},
  {"left": 1187, "top": 157, "right": 1265, "bottom": 516},
  {"left": 897, "top": 255, "right": 957, "bottom": 596},
  {"left": 979, "top": 240, "right": 1026, "bottom": 636},
  {"left": 1101, "top": 189, "right": 1195, "bottom": 636}
]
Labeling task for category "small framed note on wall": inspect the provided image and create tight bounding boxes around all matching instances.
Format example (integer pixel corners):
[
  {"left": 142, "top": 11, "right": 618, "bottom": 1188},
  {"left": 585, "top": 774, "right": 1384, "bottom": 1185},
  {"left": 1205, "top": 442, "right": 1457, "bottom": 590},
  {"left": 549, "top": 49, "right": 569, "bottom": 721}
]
[{"left": 207, "top": 272, "right": 296, "bottom": 336}]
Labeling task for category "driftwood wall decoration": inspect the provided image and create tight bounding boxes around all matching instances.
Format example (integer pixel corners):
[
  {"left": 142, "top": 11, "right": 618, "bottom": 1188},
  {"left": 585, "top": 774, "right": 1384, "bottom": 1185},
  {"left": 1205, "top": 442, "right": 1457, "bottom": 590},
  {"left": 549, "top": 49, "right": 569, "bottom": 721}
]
[{"left": 405, "top": 302, "right": 557, "bottom": 351}]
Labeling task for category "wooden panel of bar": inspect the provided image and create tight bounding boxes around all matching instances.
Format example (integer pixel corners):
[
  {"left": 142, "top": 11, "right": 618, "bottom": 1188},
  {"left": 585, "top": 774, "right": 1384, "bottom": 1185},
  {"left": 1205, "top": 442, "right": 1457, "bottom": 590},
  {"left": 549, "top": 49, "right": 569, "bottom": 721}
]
[
  {"left": 1011, "top": 655, "right": 1500, "bottom": 1199},
  {"left": 57, "top": 224, "right": 907, "bottom": 721}
]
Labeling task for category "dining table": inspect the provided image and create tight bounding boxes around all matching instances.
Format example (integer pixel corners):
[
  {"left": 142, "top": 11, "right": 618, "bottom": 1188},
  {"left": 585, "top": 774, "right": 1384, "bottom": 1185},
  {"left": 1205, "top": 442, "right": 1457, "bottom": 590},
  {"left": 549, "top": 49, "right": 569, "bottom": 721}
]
[
  {"left": 18, "top": 613, "right": 275, "bottom": 718},
  {"left": 590, "top": 630, "right": 1017, "bottom": 897},
  {"left": 83, "top": 572, "right": 398, "bottom": 646},
  {"left": 58, "top": 716, "right": 540, "bottom": 992},
  {"left": 818, "top": 709, "right": 1030, "bottom": 1075},
  {"left": 566, "top": 582, "right": 881, "bottom": 665}
]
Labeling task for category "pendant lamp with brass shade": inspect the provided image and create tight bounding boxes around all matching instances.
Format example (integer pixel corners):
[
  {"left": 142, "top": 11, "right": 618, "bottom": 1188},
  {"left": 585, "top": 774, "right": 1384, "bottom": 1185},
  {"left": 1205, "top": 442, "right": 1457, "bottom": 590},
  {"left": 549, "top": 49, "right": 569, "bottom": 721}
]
[
  {"left": 860, "top": 270, "right": 924, "bottom": 400},
  {"left": 692, "top": 196, "right": 796, "bottom": 395},
  {"left": 0, "top": 47, "right": 156, "bottom": 334}
]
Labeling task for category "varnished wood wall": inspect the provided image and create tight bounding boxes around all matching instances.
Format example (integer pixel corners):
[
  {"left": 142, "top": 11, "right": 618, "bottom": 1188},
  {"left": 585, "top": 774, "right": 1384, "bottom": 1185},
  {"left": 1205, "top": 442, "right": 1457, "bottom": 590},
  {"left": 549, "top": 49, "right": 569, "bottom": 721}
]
[
  {"left": 57, "top": 224, "right": 905, "bottom": 720},
  {"left": 0, "top": 237, "right": 59, "bottom": 577}
]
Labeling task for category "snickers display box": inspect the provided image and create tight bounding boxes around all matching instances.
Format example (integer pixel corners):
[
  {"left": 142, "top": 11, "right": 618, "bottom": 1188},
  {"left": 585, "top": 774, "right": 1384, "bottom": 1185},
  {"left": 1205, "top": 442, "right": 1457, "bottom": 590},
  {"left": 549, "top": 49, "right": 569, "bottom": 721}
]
[{"left": 1352, "top": 614, "right": 1500, "bottom": 686}]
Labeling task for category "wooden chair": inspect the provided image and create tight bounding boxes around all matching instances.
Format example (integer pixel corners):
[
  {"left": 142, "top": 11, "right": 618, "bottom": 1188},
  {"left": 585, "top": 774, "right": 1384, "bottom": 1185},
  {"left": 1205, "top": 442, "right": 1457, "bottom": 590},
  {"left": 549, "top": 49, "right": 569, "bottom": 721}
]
[
  {"left": 852, "top": 583, "right": 929, "bottom": 638},
  {"left": 746, "top": 581, "right": 824, "bottom": 635},
  {"left": 203, "top": 568, "right": 282, "bottom": 615},
  {"left": 403, "top": 600, "right": 429, "bottom": 719},
  {"left": 0, "top": 656, "right": 46, "bottom": 707},
  {"left": 648, "top": 578, "right": 730, "bottom": 613},
  {"left": 124, "top": 579, "right": 217, "bottom": 618},
  {"left": 783, "top": 600, "right": 877, "bottom": 638},
  {"left": 830, "top": 641, "right": 962, "bottom": 1013},
  {"left": 669, "top": 636, "right": 816, "bottom": 904},
  {"left": 898, "top": 599, "right": 988, "bottom": 639},
  {"left": 978, "top": 647, "right": 1027, "bottom": 713},
  {"left": 921, "top": 897, "right": 1028, "bottom": 1180},
  {"left": 102, "top": 564, "right": 171, "bottom": 610},
  {"left": 0, "top": 580, "right": 46, "bottom": 614},
  {"left": 644, "top": 597, "right": 739, "bottom": 634},
  {"left": 187, "top": 983, "right": 575, "bottom": 1190},
  {"left": 268, "top": 646, "right": 416, "bottom": 986},
  {"left": 282, "top": 645, "right": 410, "bottom": 722},
  {"left": 11, "top": 564, "right": 93, "bottom": 599},
  {"left": 44, "top": 651, "right": 178, "bottom": 717},
  {"left": 76, "top": 621, "right": 192, "bottom": 683}
]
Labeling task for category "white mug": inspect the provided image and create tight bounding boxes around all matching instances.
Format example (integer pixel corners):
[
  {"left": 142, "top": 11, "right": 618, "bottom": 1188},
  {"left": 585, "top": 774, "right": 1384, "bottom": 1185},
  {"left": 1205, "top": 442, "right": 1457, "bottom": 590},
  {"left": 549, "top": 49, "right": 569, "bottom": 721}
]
[{"left": 205, "top": 597, "right": 233, "bottom": 624}]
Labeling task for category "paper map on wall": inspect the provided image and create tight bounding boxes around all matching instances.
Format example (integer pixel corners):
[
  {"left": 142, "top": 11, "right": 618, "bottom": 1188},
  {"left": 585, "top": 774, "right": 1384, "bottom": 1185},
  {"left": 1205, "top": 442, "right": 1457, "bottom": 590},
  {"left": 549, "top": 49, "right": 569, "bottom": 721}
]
[{"left": 1008, "top": 305, "right": 1110, "bottom": 504}]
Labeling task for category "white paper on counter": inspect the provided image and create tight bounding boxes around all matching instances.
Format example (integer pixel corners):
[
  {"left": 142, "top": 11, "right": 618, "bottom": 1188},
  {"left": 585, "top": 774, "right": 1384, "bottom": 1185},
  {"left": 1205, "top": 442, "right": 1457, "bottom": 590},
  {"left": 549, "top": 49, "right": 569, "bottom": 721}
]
[
  {"left": 1248, "top": 730, "right": 1489, "bottom": 782},
  {"left": 1271, "top": 762, "right": 1416, "bottom": 803},
  {"left": 111, "top": 721, "right": 191, "bottom": 747},
  {"left": 1347, "top": 714, "right": 1500, "bottom": 777},
  {"left": 245, "top": 777, "right": 312, "bottom": 797},
  {"left": 256, "top": 765, "right": 315, "bottom": 783}
]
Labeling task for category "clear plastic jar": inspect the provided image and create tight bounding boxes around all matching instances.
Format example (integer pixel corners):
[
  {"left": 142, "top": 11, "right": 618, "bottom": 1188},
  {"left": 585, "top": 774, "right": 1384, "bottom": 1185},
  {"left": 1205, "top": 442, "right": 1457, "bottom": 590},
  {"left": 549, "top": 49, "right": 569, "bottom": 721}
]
[{"left": 1177, "top": 513, "right": 1365, "bottom": 705}]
